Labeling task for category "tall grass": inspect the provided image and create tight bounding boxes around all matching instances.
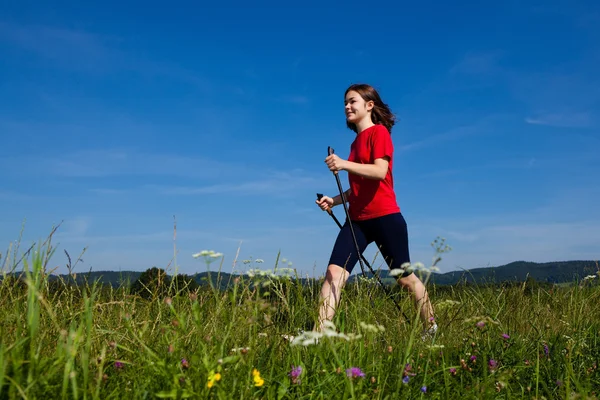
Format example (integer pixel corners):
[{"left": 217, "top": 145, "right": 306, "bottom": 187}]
[{"left": 1, "top": 229, "right": 599, "bottom": 399}]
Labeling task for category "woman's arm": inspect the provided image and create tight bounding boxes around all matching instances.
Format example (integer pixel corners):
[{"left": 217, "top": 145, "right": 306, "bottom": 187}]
[
  {"left": 326, "top": 155, "right": 389, "bottom": 181},
  {"left": 332, "top": 189, "right": 351, "bottom": 206}
]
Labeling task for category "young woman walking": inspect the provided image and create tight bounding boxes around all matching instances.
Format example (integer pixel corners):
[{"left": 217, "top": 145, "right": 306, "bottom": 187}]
[{"left": 315, "top": 83, "right": 437, "bottom": 338}]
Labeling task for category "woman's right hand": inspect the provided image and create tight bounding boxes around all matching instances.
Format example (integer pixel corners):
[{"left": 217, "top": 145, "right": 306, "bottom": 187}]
[{"left": 316, "top": 195, "right": 334, "bottom": 212}]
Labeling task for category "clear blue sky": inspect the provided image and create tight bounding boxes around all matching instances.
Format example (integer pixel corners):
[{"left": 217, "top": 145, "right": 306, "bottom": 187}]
[{"left": 1, "top": 1, "right": 599, "bottom": 277}]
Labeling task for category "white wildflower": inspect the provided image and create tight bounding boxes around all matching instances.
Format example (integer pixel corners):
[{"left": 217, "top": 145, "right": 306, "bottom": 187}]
[
  {"left": 289, "top": 321, "right": 362, "bottom": 346},
  {"left": 426, "top": 344, "right": 445, "bottom": 350},
  {"left": 322, "top": 320, "right": 336, "bottom": 331},
  {"left": 192, "top": 250, "right": 210, "bottom": 258},
  {"left": 193, "top": 250, "right": 223, "bottom": 260},
  {"left": 360, "top": 322, "right": 385, "bottom": 333},
  {"left": 390, "top": 268, "right": 405, "bottom": 277},
  {"left": 412, "top": 262, "right": 426, "bottom": 270},
  {"left": 290, "top": 331, "right": 322, "bottom": 346},
  {"left": 276, "top": 267, "right": 295, "bottom": 275}
]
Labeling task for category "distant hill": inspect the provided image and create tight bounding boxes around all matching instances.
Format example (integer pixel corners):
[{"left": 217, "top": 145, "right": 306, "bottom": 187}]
[
  {"left": 48, "top": 270, "right": 143, "bottom": 287},
  {"left": 3, "top": 260, "right": 598, "bottom": 288},
  {"left": 350, "top": 260, "right": 599, "bottom": 286}
]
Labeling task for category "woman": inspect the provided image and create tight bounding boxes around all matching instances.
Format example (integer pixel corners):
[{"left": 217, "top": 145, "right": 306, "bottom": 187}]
[{"left": 315, "top": 83, "right": 437, "bottom": 338}]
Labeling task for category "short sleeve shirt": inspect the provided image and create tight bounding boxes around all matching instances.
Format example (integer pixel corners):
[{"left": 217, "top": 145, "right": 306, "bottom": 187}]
[{"left": 347, "top": 124, "right": 400, "bottom": 220}]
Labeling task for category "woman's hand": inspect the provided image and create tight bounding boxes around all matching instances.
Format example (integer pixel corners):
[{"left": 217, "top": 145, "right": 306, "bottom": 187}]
[
  {"left": 315, "top": 195, "right": 334, "bottom": 212},
  {"left": 325, "top": 154, "right": 347, "bottom": 174}
]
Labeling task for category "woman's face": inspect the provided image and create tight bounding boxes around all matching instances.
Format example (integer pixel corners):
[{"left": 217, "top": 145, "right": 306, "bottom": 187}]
[{"left": 344, "top": 90, "right": 372, "bottom": 125}]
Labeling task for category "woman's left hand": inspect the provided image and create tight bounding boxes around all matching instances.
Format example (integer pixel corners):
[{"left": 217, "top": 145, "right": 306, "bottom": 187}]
[{"left": 325, "top": 154, "right": 347, "bottom": 173}]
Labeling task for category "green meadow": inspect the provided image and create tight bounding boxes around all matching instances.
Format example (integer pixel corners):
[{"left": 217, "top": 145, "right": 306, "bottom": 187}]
[{"left": 1, "top": 230, "right": 599, "bottom": 399}]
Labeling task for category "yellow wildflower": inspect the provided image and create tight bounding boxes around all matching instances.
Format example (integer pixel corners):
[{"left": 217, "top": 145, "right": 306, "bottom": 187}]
[
  {"left": 252, "top": 368, "right": 264, "bottom": 387},
  {"left": 207, "top": 371, "right": 221, "bottom": 388}
]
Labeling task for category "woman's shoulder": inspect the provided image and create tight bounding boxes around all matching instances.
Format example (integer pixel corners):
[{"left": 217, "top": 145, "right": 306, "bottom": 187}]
[
  {"left": 369, "top": 124, "right": 392, "bottom": 139},
  {"left": 372, "top": 124, "right": 390, "bottom": 134}
]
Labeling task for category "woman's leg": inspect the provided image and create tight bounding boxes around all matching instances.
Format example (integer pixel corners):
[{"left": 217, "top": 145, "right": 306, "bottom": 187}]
[
  {"left": 396, "top": 272, "right": 435, "bottom": 329},
  {"left": 371, "top": 213, "right": 436, "bottom": 330},
  {"left": 316, "top": 219, "right": 369, "bottom": 331},
  {"left": 316, "top": 264, "right": 350, "bottom": 331}
]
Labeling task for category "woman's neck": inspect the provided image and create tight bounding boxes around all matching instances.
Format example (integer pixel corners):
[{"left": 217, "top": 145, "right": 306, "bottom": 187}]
[{"left": 355, "top": 118, "right": 375, "bottom": 134}]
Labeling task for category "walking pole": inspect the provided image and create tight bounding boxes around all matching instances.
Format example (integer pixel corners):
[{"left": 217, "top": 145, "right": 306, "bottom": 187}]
[
  {"left": 326, "top": 147, "right": 368, "bottom": 278},
  {"left": 322, "top": 147, "right": 410, "bottom": 323}
]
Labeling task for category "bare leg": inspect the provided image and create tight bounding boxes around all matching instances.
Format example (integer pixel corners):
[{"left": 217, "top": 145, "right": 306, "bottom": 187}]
[
  {"left": 316, "top": 264, "right": 349, "bottom": 331},
  {"left": 397, "top": 273, "right": 435, "bottom": 329}
]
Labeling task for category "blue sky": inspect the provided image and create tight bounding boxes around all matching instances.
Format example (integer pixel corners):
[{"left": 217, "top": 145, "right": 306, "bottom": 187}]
[{"left": 1, "top": 1, "right": 599, "bottom": 278}]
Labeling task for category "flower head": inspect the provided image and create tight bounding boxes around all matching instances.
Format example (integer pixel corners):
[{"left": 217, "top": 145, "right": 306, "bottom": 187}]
[
  {"left": 207, "top": 370, "right": 221, "bottom": 388},
  {"left": 488, "top": 359, "right": 498, "bottom": 371},
  {"left": 193, "top": 250, "right": 223, "bottom": 258},
  {"left": 501, "top": 333, "right": 510, "bottom": 340},
  {"left": 288, "top": 365, "right": 302, "bottom": 384},
  {"left": 114, "top": 361, "right": 123, "bottom": 370},
  {"left": 252, "top": 368, "right": 264, "bottom": 387},
  {"left": 403, "top": 363, "right": 416, "bottom": 377},
  {"left": 346, "top": 367, "right": 365, "bottom": 379}
]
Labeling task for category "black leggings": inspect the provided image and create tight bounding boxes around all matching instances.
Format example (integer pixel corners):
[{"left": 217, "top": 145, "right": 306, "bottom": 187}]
[{"left": 328, "top": 212, "right": 412, "bottom": 277}]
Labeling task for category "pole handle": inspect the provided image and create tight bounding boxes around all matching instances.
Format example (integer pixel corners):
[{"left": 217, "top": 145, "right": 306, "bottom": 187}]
[
  {"left": 316, "top": 192, "right": 335, "bottom": 216},
  {"left": 327, "top": 146, "right": 338, "bottom": 174}
]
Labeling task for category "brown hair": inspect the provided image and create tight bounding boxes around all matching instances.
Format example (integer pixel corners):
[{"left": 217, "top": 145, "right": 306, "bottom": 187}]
[{"left": 344, "top": 83, "right": 397, "bottom": 133}]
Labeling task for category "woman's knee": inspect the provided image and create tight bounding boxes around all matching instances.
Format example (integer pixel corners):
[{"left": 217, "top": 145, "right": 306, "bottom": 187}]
[
  {"left": 326, "top": 264, "right": 349, "bottom": 285},
  {"left": 397, "top": 272, "right": 421, "bottom": 289}
]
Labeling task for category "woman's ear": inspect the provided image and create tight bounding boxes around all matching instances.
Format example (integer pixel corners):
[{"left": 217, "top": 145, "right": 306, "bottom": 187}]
[{"left": 366, "top": 100, "right": 374, "bottom": 111}]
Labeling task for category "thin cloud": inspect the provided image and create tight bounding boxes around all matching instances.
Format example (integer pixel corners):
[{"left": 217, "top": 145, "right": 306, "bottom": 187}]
[
  {"left": 61, "top": 217, "right": 92, "bottom": 237},
  {"left": 416, "top": 157, "right": 543, "bottom": 180},
  {"left": 399, "top": 113, "right": 513, "bottom": 153},
  {"left": 510, "top": 69, "right": 600, "bottom": 120},
  {"left": 409, "top": 217, "right": 600, "bottom": 272},
  {"left": 399, "top": 125, "right": 472, "bottom": 152},
  {"left": 55, "top": 228, "right": 221, "bottom": 245},
  {"left": 525, "top": 112, "right": 593, "bottom": 128},
  {"left": 0, "top": 21, "right": 117, "bottom": 71},
  {"left": 449, "top": 50, "right": 505, "bottom": 75},
  {"left": 146, "top": 174, "right": 322, "bottom": 196},
  {"left": 0, "top": 21, "right": 213, "bottom": 90},
  {"left": 1, "top": 149, "right": 236, "bottom": 179},
  {"left": 0, "top": 190, "right": 36, "bottom": 201},
  {"left": 88, "top": 188, "right": 131, "bottom": 195}
]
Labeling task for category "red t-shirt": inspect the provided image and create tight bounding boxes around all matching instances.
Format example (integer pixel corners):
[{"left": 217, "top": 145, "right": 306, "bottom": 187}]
[{"left": 347, "top": 124, "right": 400, "bottom": 221}]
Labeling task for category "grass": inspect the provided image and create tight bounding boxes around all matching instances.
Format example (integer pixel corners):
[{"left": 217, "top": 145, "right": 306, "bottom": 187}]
[{"left": 1, "top": 228, "right": 600, "bottom": 399}]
